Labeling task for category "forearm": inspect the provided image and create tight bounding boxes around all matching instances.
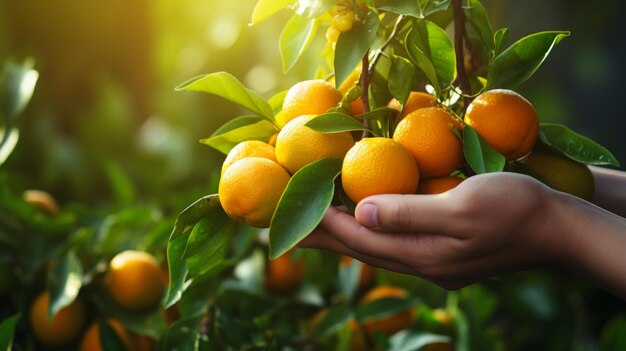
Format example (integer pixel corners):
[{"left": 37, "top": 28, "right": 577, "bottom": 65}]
[
  {"left": 557, "top": 192, "right": 626, "bottom": 299},
  {"left": 591, "top": 166, "right": 626, "bottom": 218}
]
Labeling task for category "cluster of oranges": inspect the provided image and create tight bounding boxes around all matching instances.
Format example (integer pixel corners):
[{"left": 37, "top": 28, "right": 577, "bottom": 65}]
[
  {"left": 27, "top": 249, "right": 170, "bottom": 350},
  {"left": 325, "top": 5, "right": 357, "bottom": 44}
]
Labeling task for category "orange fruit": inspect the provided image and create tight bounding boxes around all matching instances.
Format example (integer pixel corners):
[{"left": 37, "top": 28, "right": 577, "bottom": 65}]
[
  {"left": 268, "top": 133, "right": 278, "bottom": 147},
  {"left": 360, "top": 285, "right": 413, "bottom": 336},
  {"left": 29, "top": 292, "right": 87, "bottom": 346},
  {"left": 393, "top": 107, "right": 463, "bottom": 179},
  {"left": 221, "top": 140, "right": 276, "bottom": 175},
  {"left": 518, "top": 152, "right": 595, "bottom": 200},
  {"left": 106, "top": 250, "right": 164, "bottom": 311},
  {"left": 265, "top": 250, "right": 305, "bottom": 294},
  {"left": 79, "top": 319, "right": 136, "bottom": 351},
  {"left": 219, "top": 157, "right": 290, "bottom": 227},
  {"left": 340, "top": 256, "right": 374, "bottom": 290},
  {"left": 338, "top": 65, "right": 362, "bottom": 94},
  {"left": 23, "top": 189, "right": 59, "bottom": 215},
  {"left": 275, "top": 115, "right": 354, "bottom": 174},
  {"left": 350, "top": 98, "right": 365, "bottom": 116},
  {"left": 464, "top": 89, "right": 538, "bottom": 160},
  {"left": 281, "top": 80, "right": 342, "bottom": 126},
  {"left": 418, "top": 176, "right": 464, "bottom": 194},
  {"left": 342, "top": 137, "right": 419, "bottom": 203},
  {"left": 388, "top": 91, "right": 437, "bottom": 121}
]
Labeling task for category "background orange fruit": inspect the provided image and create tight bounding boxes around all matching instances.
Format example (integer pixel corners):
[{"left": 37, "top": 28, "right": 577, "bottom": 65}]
[
  {"left": 464, "top": 89, "right": 538, "bottom": 160},
  {"left": 219, "top": 157, "right": 290, "bottom": 228},
  {"left": 264, "top": 250, "right": 305, "bottom": 294},
  {"left": 388, "top": 91, "right": 437, "bottom": 120},
  {"left": 418, "top": 176, "right": 464, "bottom": 194},
  {"left": 393, "top": 107, "right": 464, "bottom": 179},
  {"left": 340, "top": 256, "right": 374, "bottom": 290},
  {"left": 281, "top": 80, "right": 342, "bottom": 127},
  {"left": 275, "top": 115, "right": 354, "bottom": 174},
  {"left": 106, "top": 250, "right": 164, "bottom": 311},
  {"left": 23, "top": 189, "right": 59, "bottom": 215},
  {"left": 342, "top": 137, "right": 419, "bottom": 203},
  {"left": 359, "top": 285, "right": 413, "bottom": 336},
  {"left": 29, "top": 292, "right": 87, "bottom": 346},
  {"left": 79, "top": 319, "right": 137, "bottom": 351}
]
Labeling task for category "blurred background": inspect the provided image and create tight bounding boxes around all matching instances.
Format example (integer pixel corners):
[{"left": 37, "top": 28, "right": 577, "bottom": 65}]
[{"left": 1, "top": 0, "right": 624, "bottom": 206}]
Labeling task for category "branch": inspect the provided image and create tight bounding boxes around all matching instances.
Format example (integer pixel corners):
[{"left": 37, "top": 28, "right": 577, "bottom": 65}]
[
  {"left": 452, "top": 0, "right": 471, "bottom": 107},
  {"left": 360, "top": 50, "right": 370, "bottom": 140}
]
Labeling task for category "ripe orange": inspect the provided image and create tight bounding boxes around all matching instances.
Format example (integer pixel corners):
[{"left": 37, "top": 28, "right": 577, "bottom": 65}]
[
  {"left": 29, "top": 292, "right": 87, "bottom": 346},
  {"left": 418, "top": 176, "right": 464, "bottom": 194},
  {"left": 464, "top": 89, "right": 538, "bottom": 160},
  {"left": 349, "top": 98, "right": 365, "bottom": 116},
  {"left": 79, "top": 319, "right": 136, "bottom": 351},
  {"left": 360, "top": 285, "right": 413, "bottom": 336},
  {"left": 106, "top": 250, "right": 164, "bottom": 311},
  {"left": 388, "top": 91, "right": 437, "bottom": 121},
  {"left": 275, "top": 115, "right": 354, "bottom": 174},
  {"left": 518, "top": 151, "right": 595, "bottom": 200},
  {"left": 219, "top": 157, "right": 291, "bottom": 227},
  {"left": 281, "top": 80, "right": 342, "bottom": 126},
  {"left": 23, "top": 189, "right": 59, "bottom": 215},
  {"left": 338, "top": 65, "right": 362, "bottom": 95},
  {"left": 340, "top": 256, "right": 374, "bottom": 290},
  {"left": 342, "top": 137, "right": 419, "bottom": 203},
  {"left": 265, "top": 250, "right": 305, "bottom": 294},
  {"left": 221, "top": 140, "right": 276, "bottom": 175},
  {"left": 393, "top": 107, "right": 464, "bottom": 179},
  {"left": 268, "top": 133, "right": 278, "bottom": 147}
]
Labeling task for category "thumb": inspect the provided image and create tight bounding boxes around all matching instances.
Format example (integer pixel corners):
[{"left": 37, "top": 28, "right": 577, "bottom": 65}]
[{"left": 355, "top": 194, "right": 456, "bottom": 234}]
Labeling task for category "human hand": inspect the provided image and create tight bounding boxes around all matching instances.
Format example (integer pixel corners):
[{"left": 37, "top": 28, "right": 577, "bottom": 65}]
[{"left": 299, "top": 172, "right": 570, "bottom": 289}]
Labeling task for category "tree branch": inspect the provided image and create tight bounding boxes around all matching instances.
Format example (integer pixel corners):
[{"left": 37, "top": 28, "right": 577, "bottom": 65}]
[{"left": 359, "top": 50, "right": 370, "bottom": 140}]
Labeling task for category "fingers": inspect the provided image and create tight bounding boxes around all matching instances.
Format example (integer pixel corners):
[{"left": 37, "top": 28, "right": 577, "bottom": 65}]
[{"left": 355, "top": 194, "right": 465, "bottom": 237}]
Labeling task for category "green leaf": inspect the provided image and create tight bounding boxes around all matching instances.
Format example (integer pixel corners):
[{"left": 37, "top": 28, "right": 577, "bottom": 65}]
[
  {"left": 269, "top": 158, "right": 342, "bottom": 259},
  {"left": 100, "top": 319, "right": 130, "bottom": 351},
  {"left": 0, "top": 128, "right": 18, "bottom": 166},
  {"left": 164, "top": 234, "right": 188, "bottom": 309},
  {"left": 486, "top": 31, "right": 570, "bottom": 89},
  {"left": 539, "top": 123, "right": 620, "bottom": 166},
  {"left": 358, "top": 106, "right": 398, "bottom": 121},
  {"left": 175, "top": 72, "right": 274, "bottom": 120},
  {"left": 157, "top": 316, "right": 203, "bottom": 351},
  {"left": 200, "top": 115, "right": 277, "bottom": 155},
  {"left": 388, "top": 55, "right": 416, "bottom": 105},
  {"left": 493, "top": 28, "right": 510, "bottom": 57},
  {"left": 406, "top": 20, "right": 456, "bottom": 94},
  {"left": 377, "top": 0, "right": 452, "bottom": 18},
  {"left": 250, "top": 0, "right": 295, "bottom": 25},
  {"left": 388, "top": 331, "right": 451, "bottom": 351},
  {"left": 0, "top": 59, "right": 39, "bottom": 120},
  {"left": 169, "top": 194, "right": 224, "bottom": 242},
  {"left": 280, "top": 15, "right": 317, "bottom": 73},
  {"left": 268, "top": 89, "right": 288, "bottom": 112},
  {"left": 334, "top": 10, "right": 380, "bottom": 89},
  {"left": 0, "top": 314, "right": 20, "bottom": 351},
  {"left": 306, "top": 112, "right": 372, "bottom": 133},
  {"left": 314, "top": 304, "right": 352, "bottom": 338},
  {"left": 184, "top": 214, "right": 235, "bottom": 276},
  {"left": 463, "top": 125, "right": 505, "bottom": 174},
  {"left": 356, "top": 297, "right": 414, "bottom": 322},
  {"left": 465, "top": 0, "right": 494, "bottom": 53},
  {"left": 47, "top": 251, "right": 83, "bottom": 318},
  {"left": 601, "top": 314, "right": 626, "bottom": 351},
  {"left": 338, "top": 259, "right": 361, "bottom": 301},
  {"left": 293, "top": 0, "right": 334, "bottom": 18}
]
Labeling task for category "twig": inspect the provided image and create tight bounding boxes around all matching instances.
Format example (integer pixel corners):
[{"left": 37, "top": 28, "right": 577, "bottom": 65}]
[
  {"left": 452, "top": 0, "right": 471, "bottom": 108},
  {"left": 360, "top": 51, "right": 370, "bottom": 140},
  {"left": 368, "top": 15, "right": 404, "bottom": 73}
]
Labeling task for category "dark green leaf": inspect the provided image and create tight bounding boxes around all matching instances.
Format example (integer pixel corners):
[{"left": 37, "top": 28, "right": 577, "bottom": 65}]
[
  {"left": 0, "top": 314, "right": 20, "bottom": 351},
  {"left": 314, "top": 304, "right": 352, "bottom": 338},
  {"left": 388, "top": 55, "right": 416, "bottom": 105},
  {"left": 335, "top": 10, "right": 380, "bottom": 88},
  {"left": 338, "top": 259, "right": 361, "bottom": 301},
  {"left": 157, "top": 317, "right": 202, "bottom": 351},
  {"left": 0, "top": 128, "right": 18, "bottom": 166},
  {"left": 377, "top": 0, "right": 451, "bottom": 18},
  {"left": 465, "top": 0, "right": 494, "bottom": 53},
  {"left": 539, "top": 123, "right": 620, "bottom": 166},
  {"left": 388, "top": 330, "right": 451, "bottom": 351},
  {"left": 493, "top": 28, "right": 510, "bottom": 57},
  {"left": 250, "top": 0, "right": 295, "bottom": 25},
  {"left": 269, "top": 158, "right": 342, "bottom": 259},
  {"left": 280, "top": 15, "right": 317, "bottom": 73},
  {"left": 306, "top": 112, "right": 371, "bottom": 133},
  {"left": 47, "top": 251, "right": 83, "bottom": 318},
  {"left": 406, "top": 20, "right": 456, "bottom": 93},
  {"left": 101, "top": 320, "right": 129, "bottom": 351},
  {"left": 175, "top": 72, "right": 274, "bottom": 120},
  {"left": 358, "top": 106, "right": 398, "bottom": 121},
  {"left": 293, "top": 0, "right": 334, "bottom": 18},
  {"left": 104, "top": 160, "right": 136, "bottom": 206},
  {"left": 601, "top": 314, "right": 626, "bottom": 351},
  {"left": 169, "top": 194, "right": 224, "bottom": 242},
  {"left": 200, "top": 115, "right": 278, "bottom": 155},
  {"left": 487, "top": 31, "right": 570, "bottom": 89},
  {"left": 164, "top": 234, "right": 188, "bottom": 309},
  {"left": 0, "top": 59, "right": 38, "bottom": 120},
  {"left": 463, "top": 125, "right": 505, "bottom": 174},
  {"left": 184, "top": 215, "right": 235, "bottom": 276},
  {"left": 356, "top": 297, "right": 414, "bottom": 322}
]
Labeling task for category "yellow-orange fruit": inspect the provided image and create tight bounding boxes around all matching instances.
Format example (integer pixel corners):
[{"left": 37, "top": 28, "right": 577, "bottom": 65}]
[
  {"left": 29, "top": 292, "right": 87, "bottom": 346},
  {"left": 106, "top": 250, "right": 164, "bottom": 311},
  {"left": 418, "top": 176, "right": 464, "bottom": 194}
]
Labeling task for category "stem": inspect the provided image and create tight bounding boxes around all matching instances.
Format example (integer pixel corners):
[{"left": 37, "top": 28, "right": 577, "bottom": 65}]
[
  {"left": 360, "top": 50, "right": 370, "bottom": 140},
  {"left": 452, "top": 0, "right": 471, "bottom": 107},
  {"left": 368, "top": 15, "right": 404, "bottom": 72}
]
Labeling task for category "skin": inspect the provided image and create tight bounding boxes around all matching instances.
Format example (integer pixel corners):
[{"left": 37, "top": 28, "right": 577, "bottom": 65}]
[{"left": 299, "top": 170, "right": 626, "bottom": 299}]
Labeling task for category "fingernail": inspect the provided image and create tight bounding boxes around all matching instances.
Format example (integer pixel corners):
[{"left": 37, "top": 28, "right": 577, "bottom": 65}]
[{"left": 357, "top": 203, "right": 378, "bottom": 228}]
